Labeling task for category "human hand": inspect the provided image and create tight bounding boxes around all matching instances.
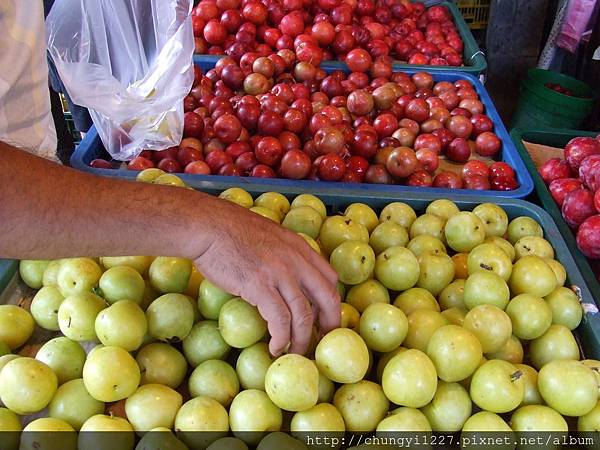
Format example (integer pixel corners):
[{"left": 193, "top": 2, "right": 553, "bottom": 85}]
[{"left": 193, "top": 202, "right": 340, "bottom": 356}]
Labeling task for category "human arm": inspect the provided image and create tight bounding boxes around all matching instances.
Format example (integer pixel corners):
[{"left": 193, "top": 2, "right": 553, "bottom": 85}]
[{"left": 0, "top": 142, "right": 340, "bottom": 355}]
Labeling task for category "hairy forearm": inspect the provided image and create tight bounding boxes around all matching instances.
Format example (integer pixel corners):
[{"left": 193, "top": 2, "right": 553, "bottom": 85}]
[{"left": 0, "top": 142, "right": 228, "bottom": 260}]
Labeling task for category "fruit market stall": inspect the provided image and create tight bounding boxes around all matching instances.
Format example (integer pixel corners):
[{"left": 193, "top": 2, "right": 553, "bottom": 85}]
[{"left": 1, "top": 182, "right": 600, "bottom": 448}]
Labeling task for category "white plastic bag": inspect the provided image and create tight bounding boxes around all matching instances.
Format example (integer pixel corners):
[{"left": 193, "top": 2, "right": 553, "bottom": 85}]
[{"left": 46, "top": 0, "right": 195, "bottom": 160}]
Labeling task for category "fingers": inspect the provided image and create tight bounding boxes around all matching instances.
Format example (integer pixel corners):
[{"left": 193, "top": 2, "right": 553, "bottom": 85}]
[
  {"left": 252, "top": 288, "right": 292, "bottom": 357},
  {"left": 278, "top": 283, "right": 314, "bottom": 355},
  {"left": 300, "top": 266, "right": 341, "bottom": 334},
  {"left": 289, "top": 231, "right": 339, "bottom": 286}
]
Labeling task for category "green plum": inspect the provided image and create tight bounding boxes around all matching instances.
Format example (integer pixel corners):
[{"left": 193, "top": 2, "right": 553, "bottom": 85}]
[
  {"left": 58, "top": 292, "right": 107, "bottom": 341},
  {"left": 427, "top": 325, "right": 482, "bottom": 382},
  {"left": 19, "top": 260, "right": 50, "bottom": 289},
  {"left": 254, "top": 192, "right": 290, "bottom": 220},
  {"left": 515, "top": 363, "right": 542, "bottom": 406},
  {"left": 359, "top": 303, "right": 408, "bottom": 353},
  {"left": 78, "top": 414, "right": 135, "bottom": 450},
  {"left": 183, "top": 320, "right": 231, "bottom": 367},
  {"left": 21, "top": 418, "right": 77, "bottom": 450},
  {"left": 393, "top": 287, "right": 439, "bottom": 315},
  {"left": 375, "top": 347, "right": 406, "bottom": 383},
  {"left": 136, "top": 168, "right": 165, "bottom": 183},
  {"left": 374, "top": 245, "right": 420, "bottom": 291},
  {"left": 345, "top": 203, "right": 379, "bottom": 233},
  {"left": 290, "top": 403, "right": 344, "bottom": 447},
  {"left": 135, "top": 429, "right": 189, "bottom": 450},
  {"left": 153, "top": 173, "right": 186, "bottom": 187},
  {"left": 317, "top": 364, "right": 335, "bottom": 403},
  {"left": 463, "top": 305, "right": 512, "bottom": 353},
  {"left": 441, "top": 307, "right": 467, "bottom": 326},
  {"left": 95, "top": 300, "right": 147, "bottom": 351},
  {"left": 36, "top": 337, "right": 86, "bottom": 384},
  {"left": 470, "top": 360, "right": 524, "bottom": 413},
  {"left": 376, "top": 407, "right": 431, "bottom": 432},
  {"left": 99, "top": 256, "right": 153, "bottom": 275},
  {"left": 510, "top": 405, "right": 567, "bottom": 432},
  {"left": 229, "top": 390, "right": 282, "bottom": 446},
  {"left": 282, "top": 206, "right": 323, "bottom": 239},
  {"left": 463, "top": 272, "right": 510, "bottom": 310},
  {"left": 198, "top": 279, "right": 234, "bottom": 320},
  {"left": 369, "top": 221, "right": 409, "bottom": 255},
  {"left": 189, "top": 360, "right": 239, "bottom": 407},
  {"left": 545, "top": 258, "right": 567, "bottom": 287},
  {"left": 42, "top": 259, "right": 64, "bottom": 286},
  {"left": 379, "top": 202, "right": 417, "bottom": 228},
  {"left": 0, "top": 357, "right": 57, "bottom": 414},
  {"left": 334, "top": 380, "right": 389, "bottom": 432},
  {"left": 404, "top": 309, "right": 449, "bottom": 352},
  {"left": 265, "top": 354, "right": 319, "bottom": 412},
  {"left": 257, "top": 432, "right": 308, "bottom": 450},
  {"left": 30, "top": 285, "right": 64, "bottom": 331},
  {"left": 509, "top": 256, "right": 557, "bottom": 298},
  {"left": 315, "top": 328, "right": 369, "bottom": 384},
  {"left": 507, "top": 216, "right": 543, "bottom": 244},
  {"left": 505, "top": 294, "right": 552, "bottom": 340},
  {"left": 174, "top": 397, "right": 229, "bottom": 449},
  {"left": 136, "top": 343, "right": 187, "bottom": 388},
  {"left": 439, "top": 280, "right": 466, "bottom": 310},
  {"left": 298, "top": 233, "right": 322, "bottom": 255},
  {"left": 148, "top": 257, "right": 192, "bottom": 294},
  {"left": 578, "top": 401, "right": 600, "bottom": 434},
  {"left": 514, "top": 236, "right": 554, "bottom": 260},
  {"left": 382, "top": 349, "right": 437, "bottom": 408},
  {"left": 486, "top": 334, "right": 524, "bottom": 365},
  {"left": 345, "top": 279, "right": 390, "bottom": 313},
  {"left": 407, "top": 234, "right": 447, "bottom": 257},
  {"left": 484, "top": 236, "right": 516, "bottom": 263},
  {"left": 49, "top": 378, "right": 105, "bottom": 430},
  {"left": 219, "top": 297, "right": 267, "bottom": 349},
  {"left": 125, "top": 384, "right": 183, "bottom": 432},
  {"left": 319, "top": 216, "right": 369, "bottom": 255},
  {"left": 236, "top": 342, "right": 273, "bottom": 390},
  {"left": 416, "top": 251, "right": 455, "bottom": 296},
  {"left": 83, "top": 346, "right": 140, "bottom": 402},
  {"left": 0, "top": 304, "right": 34, "bottom": 349},
  {"left": 426, "top": 199, "right": 459, "bottom": 221},
  {"left": 330, "top": 241, "right": 375, "bottom": 285},
  {"left": 444, "top": 212, "right": 485, "bottom": 252},
  {"left": 291, "top": 194, "right": 326, "bottom": 218},
  {"left": 146, "top": 293, "right": 194, "bottom": 343},
  {"left": 340, "top": 303, "right": 360, "bottom": 330},
  {"left": 219, "top": 187, "right": 253, "bottom": 208},
  {"left": 467, "top": 243, "right": 513, "bottom": 281},
  {"left": 538, "top": 360, "right": 597, "bottom": 417},
  {"left": 0, "top": 407, "right": 21, "bottom": 450},
  {"left": 472, "top": 203, "right": 509, "bottom": 237},
  {"left": 545, "top": 287, "right": 583, "bottom": 330},
  {"left": 409, "top": 213, "right": 446, "bottom": 241},
  {"left": 98, "top": 266, "right": 145, "bottom": 304},
  {"left": 56, "top": 258, "right": 102, "bottom": 297},
  {"left": 421, "top": 381, "right": 471, "bottom": 432},
  {"left": 250, "top": 206, "right": 280, "bottom": 223}
]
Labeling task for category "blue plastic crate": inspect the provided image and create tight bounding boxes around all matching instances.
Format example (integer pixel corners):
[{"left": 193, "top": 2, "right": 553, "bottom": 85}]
[
  {"left": 0, "top": 193, "right": 597, "bottom": 357},
  {"left": 71, "top": 57, "right": 533, "bottom": 199}
]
